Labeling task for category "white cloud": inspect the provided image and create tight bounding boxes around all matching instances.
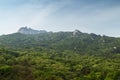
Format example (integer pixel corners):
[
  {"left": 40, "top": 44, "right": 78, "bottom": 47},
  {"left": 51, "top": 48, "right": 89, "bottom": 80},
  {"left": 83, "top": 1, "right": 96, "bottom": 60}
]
[
  {"left": 0, "top": 0, "right": 120, "bottom": 37},
  {"left": 0, "top": 0, "right": 70, "bottom": 34}
]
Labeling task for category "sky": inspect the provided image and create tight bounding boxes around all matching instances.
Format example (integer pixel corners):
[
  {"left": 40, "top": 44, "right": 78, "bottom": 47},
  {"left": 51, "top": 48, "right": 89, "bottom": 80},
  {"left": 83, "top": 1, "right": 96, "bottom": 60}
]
[{"left": 0, "top": 0, "right": 120, "bottom": 37}]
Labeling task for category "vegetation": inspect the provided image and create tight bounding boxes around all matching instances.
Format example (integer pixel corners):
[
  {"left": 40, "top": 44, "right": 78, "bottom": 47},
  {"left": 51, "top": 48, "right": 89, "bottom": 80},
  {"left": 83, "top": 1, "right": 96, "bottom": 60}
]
[{"left": 0, "top": 31, "right": 120, "bottom": 80}]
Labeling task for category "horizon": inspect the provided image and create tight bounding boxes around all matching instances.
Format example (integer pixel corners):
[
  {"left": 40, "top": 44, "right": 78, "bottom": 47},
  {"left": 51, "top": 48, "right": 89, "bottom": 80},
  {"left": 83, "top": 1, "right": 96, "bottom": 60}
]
[{"left": 0, "top": 0, "right": 120, "bottom": 37}]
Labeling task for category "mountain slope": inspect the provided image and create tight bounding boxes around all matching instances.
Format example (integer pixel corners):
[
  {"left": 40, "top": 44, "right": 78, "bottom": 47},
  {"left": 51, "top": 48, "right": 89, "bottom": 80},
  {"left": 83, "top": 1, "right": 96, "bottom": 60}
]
[{"left": 0, "top": 28, "right": 120, "bottom": 55}]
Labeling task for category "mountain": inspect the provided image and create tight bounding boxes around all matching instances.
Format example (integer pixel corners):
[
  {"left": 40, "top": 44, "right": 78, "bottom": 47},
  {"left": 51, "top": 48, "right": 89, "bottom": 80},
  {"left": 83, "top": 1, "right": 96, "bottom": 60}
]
[
  {"left": 18, "top": 27, "right": 47, "bottom": 34},
  {"left": 0, "top": 27, "right": 120, "bottom": 55},
  {"left": 0, "top": 27, "right": 120, "bottom": 80}
]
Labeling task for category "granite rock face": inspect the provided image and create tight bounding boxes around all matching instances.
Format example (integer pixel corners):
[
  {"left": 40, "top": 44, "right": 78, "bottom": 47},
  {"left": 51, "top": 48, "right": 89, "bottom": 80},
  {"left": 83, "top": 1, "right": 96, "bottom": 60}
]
[
  {"left": 18, "top": 27, "right": 46, "bottom": 34},
  {"left": 72, "top": 29, "right": 81, "bottom": 36}
]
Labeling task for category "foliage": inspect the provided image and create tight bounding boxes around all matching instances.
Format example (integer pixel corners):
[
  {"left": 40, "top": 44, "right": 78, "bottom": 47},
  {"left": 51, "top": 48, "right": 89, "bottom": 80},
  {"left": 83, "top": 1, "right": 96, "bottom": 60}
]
[{"left": 0, "top": 32, "right": 119, "bottom": 80}]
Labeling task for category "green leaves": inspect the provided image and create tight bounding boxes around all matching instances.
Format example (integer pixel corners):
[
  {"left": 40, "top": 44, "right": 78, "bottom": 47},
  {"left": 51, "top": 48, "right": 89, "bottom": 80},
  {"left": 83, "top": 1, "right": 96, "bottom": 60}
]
[{"left": 0, "top": 32, "right": 120, "bottom": 80}]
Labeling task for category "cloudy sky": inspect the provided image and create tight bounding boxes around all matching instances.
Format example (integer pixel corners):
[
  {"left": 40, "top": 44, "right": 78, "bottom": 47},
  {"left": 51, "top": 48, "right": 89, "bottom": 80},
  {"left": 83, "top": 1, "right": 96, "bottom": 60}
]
[{"left": 0, "top": 0, "right": 120, "bottom": 37}]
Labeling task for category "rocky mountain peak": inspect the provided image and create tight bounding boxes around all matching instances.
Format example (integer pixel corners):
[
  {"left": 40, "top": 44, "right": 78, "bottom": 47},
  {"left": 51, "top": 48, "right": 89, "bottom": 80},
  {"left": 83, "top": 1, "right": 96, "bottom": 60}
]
[
  {"left": 72, "top": 29, "right": 81, "bottom": 36},
  {"left": 18, "top": 26, "right": 47, "bottom": 34}
]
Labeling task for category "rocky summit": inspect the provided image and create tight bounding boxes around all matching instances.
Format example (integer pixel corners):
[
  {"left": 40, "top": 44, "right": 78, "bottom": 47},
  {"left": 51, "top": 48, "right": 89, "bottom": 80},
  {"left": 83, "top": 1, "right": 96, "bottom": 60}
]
[{"left": 18, "top": 26, "right": 47, "bottom": 34}]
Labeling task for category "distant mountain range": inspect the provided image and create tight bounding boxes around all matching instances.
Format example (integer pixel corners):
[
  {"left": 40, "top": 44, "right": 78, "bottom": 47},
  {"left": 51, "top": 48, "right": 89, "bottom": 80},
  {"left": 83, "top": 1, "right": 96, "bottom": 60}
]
[
  {"left": 0, "top": 26, "right": 120, "bottom": 56},
  {"left": 17, "top": 27, "right": 82, "bottom": 36}
]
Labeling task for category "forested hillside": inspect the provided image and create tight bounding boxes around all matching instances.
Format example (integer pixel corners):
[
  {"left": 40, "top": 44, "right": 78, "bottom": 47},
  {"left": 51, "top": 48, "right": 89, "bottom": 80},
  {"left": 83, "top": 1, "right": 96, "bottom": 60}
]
[{"left": 0, "top": 29, "right": 120, "bottom": 80}]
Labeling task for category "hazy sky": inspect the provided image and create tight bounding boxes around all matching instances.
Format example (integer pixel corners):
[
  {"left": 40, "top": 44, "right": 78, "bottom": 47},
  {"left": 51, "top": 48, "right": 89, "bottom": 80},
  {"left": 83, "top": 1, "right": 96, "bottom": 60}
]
[{"left": 0, "top": 0, "right": 120, "bottom": 37}]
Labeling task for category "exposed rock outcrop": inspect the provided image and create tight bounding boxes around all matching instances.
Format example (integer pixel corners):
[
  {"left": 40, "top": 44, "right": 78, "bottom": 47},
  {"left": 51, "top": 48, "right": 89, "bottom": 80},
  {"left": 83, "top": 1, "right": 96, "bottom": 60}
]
[{"left": 18, "top": 26, "right": 46, "bottom": 34}]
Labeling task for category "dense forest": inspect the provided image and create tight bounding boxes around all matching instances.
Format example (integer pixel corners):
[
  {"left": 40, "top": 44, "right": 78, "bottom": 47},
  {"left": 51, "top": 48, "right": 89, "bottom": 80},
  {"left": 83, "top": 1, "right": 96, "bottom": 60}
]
[{"left": 0, "top": 30, "right": 120, "bottom": 80}]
